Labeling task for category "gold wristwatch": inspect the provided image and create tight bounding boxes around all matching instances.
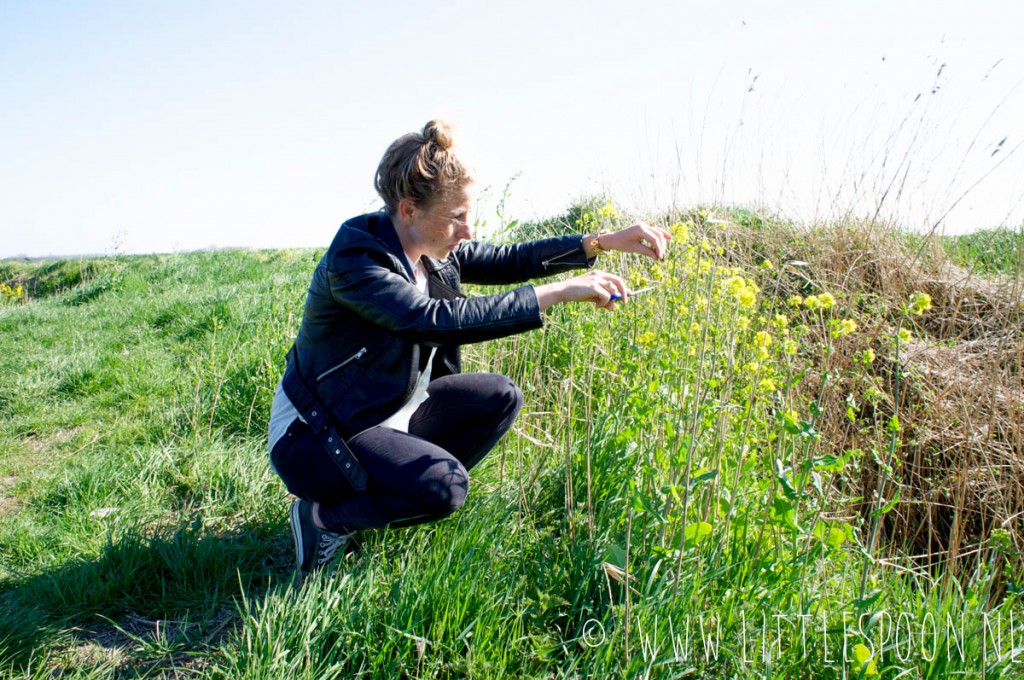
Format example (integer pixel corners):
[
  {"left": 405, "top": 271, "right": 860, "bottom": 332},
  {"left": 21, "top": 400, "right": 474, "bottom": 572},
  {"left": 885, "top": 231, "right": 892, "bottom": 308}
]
[{"left": 589, "top": 231, "right": 611, "bottom": 255}]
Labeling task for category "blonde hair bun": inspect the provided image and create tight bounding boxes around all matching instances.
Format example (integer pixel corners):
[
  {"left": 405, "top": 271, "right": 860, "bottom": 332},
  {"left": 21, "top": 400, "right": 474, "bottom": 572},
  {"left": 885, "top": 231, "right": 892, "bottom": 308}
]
[
  {"left": 422, "top": 119, "right": 455, "bottom": 151},
  {"left": 374, "top": 119, "right": 473, "bottom": 214}
]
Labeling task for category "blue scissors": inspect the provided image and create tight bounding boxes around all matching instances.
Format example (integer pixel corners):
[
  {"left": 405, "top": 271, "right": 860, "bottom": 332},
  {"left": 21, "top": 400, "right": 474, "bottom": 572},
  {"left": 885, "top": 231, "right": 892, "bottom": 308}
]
[{"left": 610, "top": 284, "right": 659, "bottom": 301}]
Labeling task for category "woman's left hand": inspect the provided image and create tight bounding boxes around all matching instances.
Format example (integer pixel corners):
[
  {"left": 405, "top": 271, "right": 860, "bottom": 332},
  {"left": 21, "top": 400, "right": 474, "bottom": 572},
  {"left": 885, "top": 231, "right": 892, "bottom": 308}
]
[{"left": 599, "top": 222, "right": 673, "bottom": 260}]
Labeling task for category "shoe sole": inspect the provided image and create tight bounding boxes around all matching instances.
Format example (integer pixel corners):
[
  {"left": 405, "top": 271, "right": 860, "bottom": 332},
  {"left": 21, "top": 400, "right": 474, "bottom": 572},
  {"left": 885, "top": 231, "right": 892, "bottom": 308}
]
[{"left": 289, "top": 500, "right": 307, "bottom": 578}]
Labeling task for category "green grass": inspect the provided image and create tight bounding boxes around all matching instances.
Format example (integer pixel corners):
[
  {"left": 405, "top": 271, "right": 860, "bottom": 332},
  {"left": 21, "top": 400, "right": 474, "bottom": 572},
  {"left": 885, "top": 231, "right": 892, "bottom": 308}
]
[
  {"left": 1, "top": 212, "right": 1022, "bottom": 678},
  {"left": 900, "top": 226, "right": 1024, "bottom": 276},
  {"left": 941, "top": 227, "right": 1024, "bottom": 275}
]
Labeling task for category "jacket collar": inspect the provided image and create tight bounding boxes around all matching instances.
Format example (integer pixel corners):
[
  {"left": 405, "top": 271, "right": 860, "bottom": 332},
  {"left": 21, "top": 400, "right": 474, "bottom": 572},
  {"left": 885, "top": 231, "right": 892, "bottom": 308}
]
[
  {"left": 373, "top": 210, "right": 453, "bottom": 278},
  {"left": 373, "top": 211, "right": 416, "bottom": 281}
]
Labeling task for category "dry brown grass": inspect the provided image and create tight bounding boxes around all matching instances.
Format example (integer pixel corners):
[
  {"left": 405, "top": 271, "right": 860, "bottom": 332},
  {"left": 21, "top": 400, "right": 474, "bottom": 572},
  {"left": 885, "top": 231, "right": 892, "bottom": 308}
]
[{"left": 696, "top": 209, "right": 1023, "bottom": 579}]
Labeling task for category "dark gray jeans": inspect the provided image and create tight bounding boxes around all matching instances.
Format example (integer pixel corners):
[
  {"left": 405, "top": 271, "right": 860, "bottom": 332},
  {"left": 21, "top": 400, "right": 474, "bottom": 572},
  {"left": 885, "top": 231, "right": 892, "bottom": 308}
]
[{"left": 270, "top": 373, "right": 523, "bottom": 533}]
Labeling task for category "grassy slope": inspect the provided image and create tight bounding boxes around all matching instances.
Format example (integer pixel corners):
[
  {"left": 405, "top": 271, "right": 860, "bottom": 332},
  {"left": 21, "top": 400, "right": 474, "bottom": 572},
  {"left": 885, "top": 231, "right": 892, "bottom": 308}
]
[{"left": 0, "top": 219, "right": 1021, "bottom": 678}]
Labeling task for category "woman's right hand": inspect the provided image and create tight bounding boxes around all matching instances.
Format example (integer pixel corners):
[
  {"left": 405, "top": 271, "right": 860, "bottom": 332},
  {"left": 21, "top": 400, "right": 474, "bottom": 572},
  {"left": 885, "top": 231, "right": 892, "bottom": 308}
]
[{"left": 534, "top": 270, "right": 629, "bottom": 312}]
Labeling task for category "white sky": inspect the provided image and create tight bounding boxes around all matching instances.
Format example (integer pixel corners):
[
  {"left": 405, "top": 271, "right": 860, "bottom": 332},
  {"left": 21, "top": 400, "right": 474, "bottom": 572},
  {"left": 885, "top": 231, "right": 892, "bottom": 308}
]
[{"left": 2, "top": 1, "right": 1023, "bottom": 258}]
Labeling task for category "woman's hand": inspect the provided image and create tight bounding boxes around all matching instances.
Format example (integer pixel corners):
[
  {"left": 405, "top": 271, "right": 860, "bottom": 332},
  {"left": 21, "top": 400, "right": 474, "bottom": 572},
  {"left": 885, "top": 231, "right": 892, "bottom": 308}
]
[
  {"left": 534, "top": 271, "right": 628, "bottom": 313},
  {"left": 587, "top": 222, "right": 672, "bottom": 260}
]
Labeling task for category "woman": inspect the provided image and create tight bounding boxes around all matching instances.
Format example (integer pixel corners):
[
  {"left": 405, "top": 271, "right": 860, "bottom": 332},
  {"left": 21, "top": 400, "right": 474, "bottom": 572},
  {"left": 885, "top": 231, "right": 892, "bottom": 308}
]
[{"left": 269, "top": 120, "right": 670, "bottom": 579}]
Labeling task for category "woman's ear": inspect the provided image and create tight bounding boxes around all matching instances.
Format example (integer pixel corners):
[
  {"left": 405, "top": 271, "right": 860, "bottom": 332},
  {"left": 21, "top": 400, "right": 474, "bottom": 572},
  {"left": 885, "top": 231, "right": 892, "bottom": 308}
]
[{"left": 396, "top": 197, "right": 418, "bottom": 226}]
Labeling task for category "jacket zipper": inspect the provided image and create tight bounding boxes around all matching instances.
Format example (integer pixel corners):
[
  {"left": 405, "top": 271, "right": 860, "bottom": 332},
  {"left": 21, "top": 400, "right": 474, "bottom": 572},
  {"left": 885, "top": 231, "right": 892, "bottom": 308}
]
[
  {"left": 316, "top": 347, "right": 367, "bottom": 382},
  {"left": 540, "top": 245, "right": 581, "bottom": 269}
]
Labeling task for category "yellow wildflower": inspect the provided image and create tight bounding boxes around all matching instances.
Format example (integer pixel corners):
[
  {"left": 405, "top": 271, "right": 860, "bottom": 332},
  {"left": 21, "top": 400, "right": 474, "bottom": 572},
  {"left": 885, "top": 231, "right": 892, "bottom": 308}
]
[
  {"left": 597, "top": 201, "right": 620, "bottom": 219},
  {"left": 804, "top": 292, "right": 836, "bottom": 311},
  {"left": 908, "top": 292, "right": 932, "bottom": 316},
  {"left": 670, "top": 221, "right": 691, "bottom": 243},
  {"left": 831, "top": 319, "right": 857, "bottom": 338}
]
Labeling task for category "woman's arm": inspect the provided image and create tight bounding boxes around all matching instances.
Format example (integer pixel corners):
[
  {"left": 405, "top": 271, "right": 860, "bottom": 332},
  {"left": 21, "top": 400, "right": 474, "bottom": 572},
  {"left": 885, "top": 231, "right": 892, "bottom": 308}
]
[
  {"left": 533, "top": 270, "right": 630, "bottom": 313},
  {"left": 324, "top": 248, "right": 544, "bottom": 346},
  {"left": 532, "top": 222, "right": 675, "bottom": 312},
  {"left": 459, "top": 222, "right": 673, "bottom": 285},
  {"left": 581, "top": 222, "right": 672, "bottom": 261},
  {"left": 456, "top": 235, "right": 594, "bottom": 285}
]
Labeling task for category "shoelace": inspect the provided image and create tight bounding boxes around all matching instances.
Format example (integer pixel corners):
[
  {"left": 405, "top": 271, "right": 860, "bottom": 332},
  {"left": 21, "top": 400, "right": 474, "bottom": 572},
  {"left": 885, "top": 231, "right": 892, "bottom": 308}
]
[{"left": 317, "top": 531, "right": 349, "bottom": 565}]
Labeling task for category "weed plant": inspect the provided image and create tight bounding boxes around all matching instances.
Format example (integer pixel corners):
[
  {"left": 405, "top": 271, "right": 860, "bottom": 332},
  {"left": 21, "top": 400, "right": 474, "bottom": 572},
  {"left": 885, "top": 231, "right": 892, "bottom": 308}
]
[{"left": 0, "top": 209, "right": 1022, "bottom": 678}]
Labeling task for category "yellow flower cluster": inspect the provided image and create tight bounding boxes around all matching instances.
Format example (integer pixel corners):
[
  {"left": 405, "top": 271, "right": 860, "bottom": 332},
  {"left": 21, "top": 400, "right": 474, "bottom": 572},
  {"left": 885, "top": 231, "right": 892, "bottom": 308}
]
[
  {"left": 596, "top": 201, "right": 620, "bottom": 220},
  {"left": 720, "top": 274, "right": 760, "bottom": 308},
  {"left": 753, "top": 330, "right": 772, "bottom": 359},
  {"left": 670, "top": 221, "right": 691, "bottom": 244},
  {"left": 831, "top": 319, "right": 858, "bottom": 338},
  {"left": 803, "top": 292, "right": 836, "bottom": 311},
  {"left": 575, "top": 200, "right": 621, "bottom": 230},
  {"left": 636, "top": 331, "right": 657, "bottom": 347},
  {"left": 1, "top": 282, "right": 26, "bottom": 305},
  {"left": 680, "top": 245, "right": 713, "bottom": 276},
  {"left": 908, "top": 291, "right": 932, "bottom": 316}
]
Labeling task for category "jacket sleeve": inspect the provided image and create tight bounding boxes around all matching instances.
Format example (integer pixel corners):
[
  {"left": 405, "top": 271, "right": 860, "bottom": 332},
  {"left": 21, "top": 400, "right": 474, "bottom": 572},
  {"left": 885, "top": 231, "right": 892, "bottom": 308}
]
[
  {"left": 326, "top": 247, "right": 544, "bottom": 345},
  {"left": 456, "top": 234, "right": 596, "bottom": 285}
]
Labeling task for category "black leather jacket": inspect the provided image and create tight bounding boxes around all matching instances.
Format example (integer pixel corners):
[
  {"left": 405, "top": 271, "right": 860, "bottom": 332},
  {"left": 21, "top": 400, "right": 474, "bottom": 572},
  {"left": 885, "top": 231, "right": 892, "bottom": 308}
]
[{"left": 281, "top": 211, "right": 594, "bottom": 438}]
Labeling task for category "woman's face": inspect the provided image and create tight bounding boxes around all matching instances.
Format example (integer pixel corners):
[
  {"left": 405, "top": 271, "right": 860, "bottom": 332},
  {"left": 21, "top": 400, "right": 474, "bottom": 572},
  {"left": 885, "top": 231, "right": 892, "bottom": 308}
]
[{"left": 408, "top": 183, "right": 476, "bottom": 260}]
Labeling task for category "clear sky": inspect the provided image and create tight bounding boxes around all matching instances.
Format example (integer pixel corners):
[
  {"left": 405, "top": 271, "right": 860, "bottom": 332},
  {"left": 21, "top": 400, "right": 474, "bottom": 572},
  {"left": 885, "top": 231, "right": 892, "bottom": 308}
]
[{"left": 2, "top": 1, "right": 1023, "bottom": 258}]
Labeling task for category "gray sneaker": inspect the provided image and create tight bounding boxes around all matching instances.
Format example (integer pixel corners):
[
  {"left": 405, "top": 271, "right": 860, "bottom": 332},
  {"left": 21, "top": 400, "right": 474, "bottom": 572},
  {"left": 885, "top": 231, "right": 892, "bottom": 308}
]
[{"left": 289, "top": 499, "right": 352, "bottom": 579}]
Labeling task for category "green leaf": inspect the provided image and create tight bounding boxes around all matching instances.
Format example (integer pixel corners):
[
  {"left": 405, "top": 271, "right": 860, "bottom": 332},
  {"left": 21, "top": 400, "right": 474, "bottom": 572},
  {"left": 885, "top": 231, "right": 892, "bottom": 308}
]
[
  {"left": 688, "top": 468, "right": 718, "bottom": 488},
  {"left": 771, "top": 495, "right": 803, "bottom": 533},
  {"left": 851, "top": 643, "right": 879, "bottom": 677},
  {"left": 683, "top": 521, "right": 713, "bottom": 547},
  {"left": 632, "top": 490, "right": 666, "bottom": 524},
  {"left": 661, "top": 484, "right": 684, "bottom": 502},
  {"left": 779, "top": 411, "right": 802, "bottom": 435},
  {"left": 861, "top": 611, "right": 885, "bottom": 635},
  {"left": 606, "top": 544, "right": 627, "bottom": 569},
  {"left": 825, "top": 527, "right": 846, "bottom": 549},
  {"left": 774, "top": 459, "right": 801, "bottom": 500},
  {"left": 870, "top": 490, "right": 900, "bottom": 518},
  {"left": 806, "top": 452, "right": 848, "bottom": 473},
  {"left": 853, "top": 588, "right": 884, "bottom": 610},
  {"left": 813, "top": 522, "right": 846, "bottom": 549}
]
